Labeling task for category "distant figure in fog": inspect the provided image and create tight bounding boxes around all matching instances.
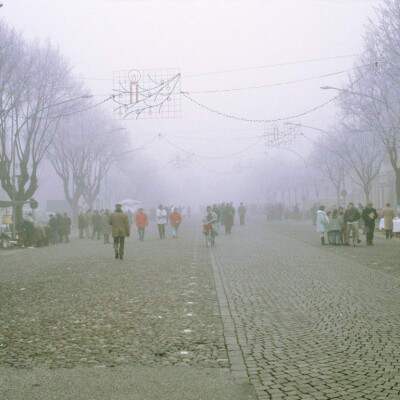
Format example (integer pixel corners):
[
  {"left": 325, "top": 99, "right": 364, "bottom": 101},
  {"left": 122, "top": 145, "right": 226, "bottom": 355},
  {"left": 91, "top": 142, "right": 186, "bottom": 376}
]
[
  {"left": 187, "top": 206, "right": 191, "bottom": 219},
  {"left": 156, "top": 204, "right": 167, "bottom": 239},
  {"left": 92, "top": 210, "right": 102, "bottom": 240},
  {"left": 316, "top": 205, "right": 329, "bottom": 245},
  {"left": 222, "top": 203, "right": 235, "bottom": 234},
  {"left": 109, "top": 204, "right": 130, "bottom": 260},
  {"left": 101, "top": 209, "right": 111, "bottom": 244},
  {"left": 170, "top": 207, "right": 182, "bottom": 238},
  {"left": 212, "top": 204, "right": 220, "bottom": 226},
  {"left": 362, "top": 202, "right": 378, "bottom": 245},
  {"left": 85, "top": 209, "right": 93, "bottom": 238},
  {"left": 311, "top": 203, "right": 318, "bottom": 226},
  {"left": 63, "top": 213, "right": 71, "bottom": 243},
  {"left": 56, "top": 213, "right": 64, "bottom": 243},
  {"left": 338, "top": 206, "right": 346, "bottom": 244},
  {"left": 135, "top": 207, "right": 148, "bottom": 241},
  {"left": 382, "top": 203, "right": 395, "bottom": 239},
  {"left": 78, "top": 212, "right": 85, "bottom": 239},
  {"left": 238, "top": 202, "right": 246, "bottom": 225},
  {"left": 49, "top": 214, "right": 59, "bottom": 244}
]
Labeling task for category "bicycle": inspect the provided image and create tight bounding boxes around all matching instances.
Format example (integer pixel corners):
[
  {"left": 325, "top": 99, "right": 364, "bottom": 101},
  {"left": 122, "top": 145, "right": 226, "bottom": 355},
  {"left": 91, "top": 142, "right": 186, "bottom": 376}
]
[
  {"left": 347, "top": 221, "right": 359, "bottom": 247},
  {"left": 203, "top": 223, "right": 215, "bottom": 247}
]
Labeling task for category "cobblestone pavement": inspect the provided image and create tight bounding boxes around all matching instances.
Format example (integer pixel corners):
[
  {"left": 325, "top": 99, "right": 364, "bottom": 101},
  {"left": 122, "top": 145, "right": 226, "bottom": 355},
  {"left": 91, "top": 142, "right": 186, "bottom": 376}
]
[
  {"left": 210, "top": 218, "right": 400, "bottom": 400},
  {"left": 1, "top": 217, "right": 399, "bottom": 399},
  {"left": 0, "top": 222, "right": 230, "bottom": 371}
]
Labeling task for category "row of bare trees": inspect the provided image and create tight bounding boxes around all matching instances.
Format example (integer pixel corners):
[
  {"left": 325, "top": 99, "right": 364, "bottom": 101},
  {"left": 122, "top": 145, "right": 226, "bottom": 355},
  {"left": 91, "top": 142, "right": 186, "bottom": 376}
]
[
  {"left": 308, "top": 0, "right": 400, "bottom": 207},
  {"left": 0, "top": 21, "right": 129, "bottom": 227}
]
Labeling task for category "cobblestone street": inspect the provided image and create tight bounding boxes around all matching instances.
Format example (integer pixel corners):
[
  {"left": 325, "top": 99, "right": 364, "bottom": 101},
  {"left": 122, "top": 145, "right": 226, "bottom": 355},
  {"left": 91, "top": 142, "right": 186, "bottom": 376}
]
[
  {"left": 1, "top": 218, "right": 399, "bottom": 399},
  {"left": 212, "top": 219, "right": 400, "bottom": 400}
]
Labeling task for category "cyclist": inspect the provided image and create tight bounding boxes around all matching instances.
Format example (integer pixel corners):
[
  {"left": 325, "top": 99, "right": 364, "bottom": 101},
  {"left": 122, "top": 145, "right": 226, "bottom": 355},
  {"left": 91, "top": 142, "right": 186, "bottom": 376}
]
[
  {"left": 203, "top": 205, "right": 218, "bottom": 246},
  {"left": 344, "top": 202, "right": 362, "bottom": 245}
]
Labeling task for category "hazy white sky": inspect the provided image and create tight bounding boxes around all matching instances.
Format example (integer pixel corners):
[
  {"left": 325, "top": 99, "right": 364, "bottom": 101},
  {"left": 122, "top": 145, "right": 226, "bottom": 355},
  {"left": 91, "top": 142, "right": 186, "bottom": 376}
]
[{"left": 0, "top": 0, "right": 383, "bottom": 204}]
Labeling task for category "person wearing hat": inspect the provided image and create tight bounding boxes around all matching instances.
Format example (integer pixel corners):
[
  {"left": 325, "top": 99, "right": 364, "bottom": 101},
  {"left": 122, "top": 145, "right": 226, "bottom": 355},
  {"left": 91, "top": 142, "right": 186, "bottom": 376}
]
[
  {"left": 135, "top": 207, "right": 148, "bottom": 241},
  {"left": 362, "top": 202, "right": 378, "bottom": 245},
  {"left": 108, "top": 204, "right": 130, "bottom": 259}
]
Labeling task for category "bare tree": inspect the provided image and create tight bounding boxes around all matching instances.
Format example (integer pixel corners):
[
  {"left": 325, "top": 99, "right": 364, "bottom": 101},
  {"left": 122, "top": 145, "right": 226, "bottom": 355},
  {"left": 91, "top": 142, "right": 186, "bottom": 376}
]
[
  {"left": 0, "top": 23, "right": 83, "bottom": 227},
  {"left": 338, "top": 0, "right": 400, "bottom": 205},
  {"left": 48, "top": 108, "right": 128, "bottom": 220},
  {"left": 335, "top": 123, "right": 384, "bottom": 203},
  {"left": 310, "top": 135, "right": 346, "bottom": 207}
]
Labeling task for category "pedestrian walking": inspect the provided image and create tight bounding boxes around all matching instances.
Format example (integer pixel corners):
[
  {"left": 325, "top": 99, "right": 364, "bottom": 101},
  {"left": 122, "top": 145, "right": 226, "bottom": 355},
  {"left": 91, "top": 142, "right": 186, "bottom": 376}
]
[
  {"left": 238, "top": 202, "right": 246, "bottom": 225},
  {"left": 56, "top": 213, "right": 64, "bottom": 243},
  {"left": 156, "top": 204, "right": 167, "bottom": 239},
  {"left": 362, "top": 202, "right": 378, "bottom": 245},
  {"left": 316, "top": 205, "right": 329, "bottom": 245},
  {"left": 135, "top": 208, "right": 148, "bottom": 241},
  {"left": 101, "top": 209, "right": 111, "bottom": 243},
  {"left": 337, "top": 206, "right": 346, "bottom": 244},
  {"left": 48, "top": 214, "right": 59, "bottom": 244},
  {"left": 222, "top": 203, "right": 235, "bottom": 234},
  {"left": 78, "top": 212, "right": 85, "bottom": 239},
  {"left": 85, "top": 209, "right": 93, "bottom": 238},
  {"left": 108, "top": 204, "right": 130, "bottom": 260},
  {"left": 63, "top": 213, "right": 71, "bottom": 243},
  {"left": 92, "top": 210, "right": 102, "bottom": 240},
  {"left": 170, "top": 207, "right": 182, "bottom": 238},
  {"left": 382, "top": 203, "right": 395, "bottom": 239}
]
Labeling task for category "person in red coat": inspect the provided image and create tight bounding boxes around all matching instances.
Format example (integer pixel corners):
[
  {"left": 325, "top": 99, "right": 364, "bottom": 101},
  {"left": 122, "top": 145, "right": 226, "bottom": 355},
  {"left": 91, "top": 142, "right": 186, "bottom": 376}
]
[
  {"left": 169, "top": 207, "right": 183, "bottom": 238},
  {"left": 135, "top": 208, "right": 148, "bottom": 241}
]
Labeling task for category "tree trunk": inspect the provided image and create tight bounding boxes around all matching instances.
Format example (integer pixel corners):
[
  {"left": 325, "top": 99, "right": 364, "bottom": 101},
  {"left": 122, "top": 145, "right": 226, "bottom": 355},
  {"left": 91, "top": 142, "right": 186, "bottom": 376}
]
[
  {"left": 395, "top": 168, "right": 400, "bottom": 211},
  {"left": 14, "top": 202, "right": 23, "bottom": 230}
]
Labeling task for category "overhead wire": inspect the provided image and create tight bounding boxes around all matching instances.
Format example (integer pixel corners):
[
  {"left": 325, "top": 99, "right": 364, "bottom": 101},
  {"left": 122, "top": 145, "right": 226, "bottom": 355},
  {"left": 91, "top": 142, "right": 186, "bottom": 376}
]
[
  {"left": 184, "top": 54, "right": 361, "bottom": 78},
  {"left": 159, "top": 134, "right": 265, "bottom": 159},
  {"left": 183, "top": 66, "right": 366, "bottom": 94}
]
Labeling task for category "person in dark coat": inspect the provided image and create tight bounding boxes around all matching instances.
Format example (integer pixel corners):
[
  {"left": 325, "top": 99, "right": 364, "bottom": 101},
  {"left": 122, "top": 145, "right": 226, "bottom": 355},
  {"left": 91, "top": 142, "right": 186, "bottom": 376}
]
[
  {"left": 63, "top": 213, "right": 72, "bottom": 243},
  {"left": 92, "top": 210, "right": 102, "bottom": 240},
  {"left": 78, "top": 212, "right": 85, "bottom": 239},
  {"left": 49, "top": 214, "right": 59, "bottom": 244},
  {"left": 344, "top": 203, "right": 361, "bottom": 245},
  {"left": 222, "top": 203, "right": 235, "bottom": 234},
  {"left": 109, "top": 204, "right": 130, "bottom": 260},
  {"left": 101, "top": 209, "right": 111, "bottom": 244},
  {"left": 362, "top": 202, "right": 378, "bottom": 245},
  {"left": 56, "top": 213, "right": 64, "bottom": 243}
]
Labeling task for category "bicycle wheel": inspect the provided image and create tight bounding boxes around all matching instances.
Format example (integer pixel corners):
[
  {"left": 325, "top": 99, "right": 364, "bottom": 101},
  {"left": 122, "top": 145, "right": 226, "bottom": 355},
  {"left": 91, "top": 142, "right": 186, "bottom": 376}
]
[{"left": 352, "top": 227, "right": 356, "bottom": 247}]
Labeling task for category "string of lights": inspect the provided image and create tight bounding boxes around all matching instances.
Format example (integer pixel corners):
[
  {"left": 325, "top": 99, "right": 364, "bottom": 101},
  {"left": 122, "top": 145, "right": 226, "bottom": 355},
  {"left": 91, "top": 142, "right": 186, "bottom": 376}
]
[
  {"left": 56, "top": 95, "right": 114, "bottom": 118},
  {"left": 180, "top": 65, "right": 370, "bottom": 123},
  {"left": 181, "top": 91, "right": 341, "bottom": 123}
]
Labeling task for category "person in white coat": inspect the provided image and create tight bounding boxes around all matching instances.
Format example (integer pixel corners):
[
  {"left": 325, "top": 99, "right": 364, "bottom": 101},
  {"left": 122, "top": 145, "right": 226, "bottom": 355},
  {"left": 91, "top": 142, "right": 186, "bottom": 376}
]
[
  {"left": 316, "top": 205, "right": 329, "bottom": 245},
  {"left": 156, "top": 204, "right": 168, "bottom": 239}
]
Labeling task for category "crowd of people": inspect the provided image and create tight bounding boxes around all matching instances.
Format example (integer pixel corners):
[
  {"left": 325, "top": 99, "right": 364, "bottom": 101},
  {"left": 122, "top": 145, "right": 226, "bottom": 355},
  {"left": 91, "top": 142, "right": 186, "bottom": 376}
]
[
  {"left": 315, "top": 202, "right": 396, "bottom": 246},
  {"left": 48, "top": 212, "right": 72, "bottom": 244}
]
